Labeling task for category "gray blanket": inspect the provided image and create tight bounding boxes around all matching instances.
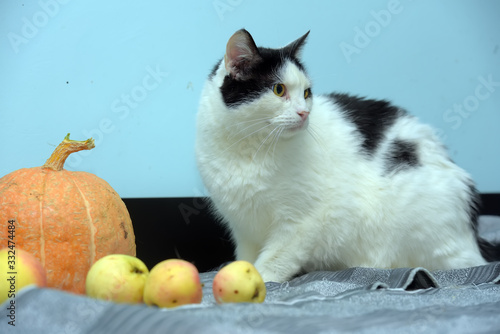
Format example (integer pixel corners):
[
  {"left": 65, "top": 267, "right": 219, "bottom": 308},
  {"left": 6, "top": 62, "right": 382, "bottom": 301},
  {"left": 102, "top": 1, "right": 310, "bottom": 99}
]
[{"left": 3, "top": 216, "right": 500, "bottom": 334}]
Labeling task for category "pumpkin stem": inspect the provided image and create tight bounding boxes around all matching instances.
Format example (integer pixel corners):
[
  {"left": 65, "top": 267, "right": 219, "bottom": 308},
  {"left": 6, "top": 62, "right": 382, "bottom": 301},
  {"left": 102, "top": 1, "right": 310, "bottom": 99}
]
[{"left": 42, "top": 133, "right": 95, "bottom": 171}]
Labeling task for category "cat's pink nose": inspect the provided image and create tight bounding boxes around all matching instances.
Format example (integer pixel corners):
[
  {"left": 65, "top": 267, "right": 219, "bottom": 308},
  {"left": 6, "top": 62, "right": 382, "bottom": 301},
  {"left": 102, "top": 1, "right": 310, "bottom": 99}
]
[{"left": 297, "top": 111, "right": 310, "bottom": 122}]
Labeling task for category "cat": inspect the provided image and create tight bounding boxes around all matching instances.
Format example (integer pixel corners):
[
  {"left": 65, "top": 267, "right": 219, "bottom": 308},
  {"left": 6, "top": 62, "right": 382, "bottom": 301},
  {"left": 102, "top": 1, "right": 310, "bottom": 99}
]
[{"left": 195, "top": 28, "right": 500, "bottom": 283}]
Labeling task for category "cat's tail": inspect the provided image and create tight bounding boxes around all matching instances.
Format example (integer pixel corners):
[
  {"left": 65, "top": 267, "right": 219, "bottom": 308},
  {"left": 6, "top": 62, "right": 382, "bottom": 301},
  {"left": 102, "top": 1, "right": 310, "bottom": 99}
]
[{"left": 478, "top": 237, "right": 500, "bottom": 262}]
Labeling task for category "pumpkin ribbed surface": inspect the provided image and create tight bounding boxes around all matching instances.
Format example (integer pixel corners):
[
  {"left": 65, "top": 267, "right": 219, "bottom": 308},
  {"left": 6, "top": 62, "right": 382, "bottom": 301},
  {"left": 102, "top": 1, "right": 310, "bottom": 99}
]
[{"left": 0, "top": 134, "right": 136, "bottom": 294}]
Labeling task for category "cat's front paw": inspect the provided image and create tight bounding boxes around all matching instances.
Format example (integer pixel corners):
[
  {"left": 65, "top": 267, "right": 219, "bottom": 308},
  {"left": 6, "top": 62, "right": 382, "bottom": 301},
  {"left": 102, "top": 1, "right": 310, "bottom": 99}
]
[{"left": 257, "top": 267, "right": 289, "bottom": 283}]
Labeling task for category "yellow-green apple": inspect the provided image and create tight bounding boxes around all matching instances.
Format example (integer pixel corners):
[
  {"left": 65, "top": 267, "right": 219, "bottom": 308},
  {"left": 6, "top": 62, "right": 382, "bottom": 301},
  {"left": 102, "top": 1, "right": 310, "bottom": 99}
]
[
  {"left": 85, "top": 254, "right": 149, "bottom": 304},
  {"left": 143, "top": 259, "right": 202, "bottom": 308},
  {"left": 212, "top": 260, "right": 266, "bottom": 304},
  {"left": 0, "top": 247, "right": 47, "bottom": 304}
]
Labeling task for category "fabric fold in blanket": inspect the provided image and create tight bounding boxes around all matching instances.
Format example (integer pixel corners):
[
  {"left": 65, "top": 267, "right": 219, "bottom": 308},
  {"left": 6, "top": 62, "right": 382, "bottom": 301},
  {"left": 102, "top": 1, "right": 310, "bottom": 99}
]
[
  {"left": 2, "top": 215, "right": 500, "bottom": 334},
  {"left": 2, "top": 263, "right": 499, "bottom": 334}
]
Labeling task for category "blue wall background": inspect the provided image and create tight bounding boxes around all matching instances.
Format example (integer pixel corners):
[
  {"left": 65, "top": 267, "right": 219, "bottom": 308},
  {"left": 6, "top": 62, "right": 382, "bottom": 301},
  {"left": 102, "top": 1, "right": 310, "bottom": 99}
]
[{"left": 1, "top": 0, "right": 499, "bottom": 198}]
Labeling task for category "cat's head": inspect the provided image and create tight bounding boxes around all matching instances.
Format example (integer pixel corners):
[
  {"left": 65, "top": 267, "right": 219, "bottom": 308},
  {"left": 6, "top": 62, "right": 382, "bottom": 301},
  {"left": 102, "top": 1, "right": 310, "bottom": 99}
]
[{"left": 213, "top": 29, "right": 312, "bottom": 139}]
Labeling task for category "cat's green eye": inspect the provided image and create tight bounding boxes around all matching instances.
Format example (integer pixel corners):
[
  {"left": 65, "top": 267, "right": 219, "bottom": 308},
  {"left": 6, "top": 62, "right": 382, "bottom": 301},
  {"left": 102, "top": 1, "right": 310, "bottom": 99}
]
[
  {"left": 273, "top": 83, "right": 286, "bottom": 97},
  {"left": 304, "top": 88, "right": 311, "bottom": 99}
]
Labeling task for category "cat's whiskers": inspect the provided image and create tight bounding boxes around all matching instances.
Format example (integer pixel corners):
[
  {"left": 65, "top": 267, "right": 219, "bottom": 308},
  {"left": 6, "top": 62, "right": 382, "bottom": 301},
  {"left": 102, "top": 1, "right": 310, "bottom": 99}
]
[
  {"left": 269, "top": 126, "right": 285, "bottom": 164},
  {"left": 226, "top": 116, "right": 273, "bottom": 129},
  {"left": 252, "top": 125, "right": 281, "bottom": 162},
  {"left": 306, "top": 123, "right": 328, "bottom": 154},
  {"left": 206, "top": 122, "right": 275, "bottom": 163},
  {"left": 228, "top": 117, "right": 273, "bottom": 140}
]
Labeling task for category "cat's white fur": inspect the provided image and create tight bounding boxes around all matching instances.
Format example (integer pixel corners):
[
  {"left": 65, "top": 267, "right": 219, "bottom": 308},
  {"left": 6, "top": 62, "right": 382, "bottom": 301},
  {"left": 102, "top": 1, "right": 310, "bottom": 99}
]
[{"left": 196, "top": 35, "right": 486, "bottom": 283}]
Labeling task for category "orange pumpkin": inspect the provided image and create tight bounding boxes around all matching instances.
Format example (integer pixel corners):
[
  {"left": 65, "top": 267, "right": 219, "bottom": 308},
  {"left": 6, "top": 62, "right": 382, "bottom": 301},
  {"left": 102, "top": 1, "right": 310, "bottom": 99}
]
[{"left": 0, "top": 134, "right": 136, "bottom": 294}]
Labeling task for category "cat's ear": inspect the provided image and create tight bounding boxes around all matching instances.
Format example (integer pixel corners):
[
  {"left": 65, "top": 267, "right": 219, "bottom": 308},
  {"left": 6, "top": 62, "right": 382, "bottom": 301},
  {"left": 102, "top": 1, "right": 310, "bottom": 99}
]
[
  {"left": 224, "top": 29, "right": 262, "bottom": 80},
  {"left": 284, "top": 31, "right": 310, "bottom": 60}
]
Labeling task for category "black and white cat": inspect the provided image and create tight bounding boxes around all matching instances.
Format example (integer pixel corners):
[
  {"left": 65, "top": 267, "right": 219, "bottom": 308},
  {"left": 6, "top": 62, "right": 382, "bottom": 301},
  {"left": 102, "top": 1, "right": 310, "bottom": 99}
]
[{"left": 195, "top": 29, "right": 499, "bottom": 283}]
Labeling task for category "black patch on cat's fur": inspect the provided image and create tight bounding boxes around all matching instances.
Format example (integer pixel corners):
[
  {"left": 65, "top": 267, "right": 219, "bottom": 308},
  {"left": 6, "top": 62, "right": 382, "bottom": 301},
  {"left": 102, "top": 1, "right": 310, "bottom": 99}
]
[
  {"left": 461, "top": 184, "right": 500, "bottom": 262},
  {"left": 385, "top": 139, "right": 420, "bottom": 173},
  {"left": 468, "top": 183, "right": 482, "bottom": 235},
  {"left": 219, "top": 29, "right": 308, "bottom": 108},
  {"left": 465, "top": 184, "right": 500, "bottom": 262},
  {"left": 220, "top": 47, "right": 306, "bottom": 108},
  {"left": 329, "top": 93, "right": 404, "bottom": 155},
  {"left": 478, "top": 238, "right": 500, "bottom": 262}
]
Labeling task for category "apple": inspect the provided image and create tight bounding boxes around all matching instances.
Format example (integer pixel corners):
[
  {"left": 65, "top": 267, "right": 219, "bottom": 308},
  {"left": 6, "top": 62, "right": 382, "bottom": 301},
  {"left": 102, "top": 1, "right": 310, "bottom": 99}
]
[
  {"left": 212, "top": 260, "right": 266, "bottom": 304},
  {"left": 85, "top": 254, "right": 149, "bottom": 304},
  {"left": 0, "top": 247, "right": 47, "bottom": 304},
  {"left": 143, "top": 259, "right": 202, "bottom": 308}
]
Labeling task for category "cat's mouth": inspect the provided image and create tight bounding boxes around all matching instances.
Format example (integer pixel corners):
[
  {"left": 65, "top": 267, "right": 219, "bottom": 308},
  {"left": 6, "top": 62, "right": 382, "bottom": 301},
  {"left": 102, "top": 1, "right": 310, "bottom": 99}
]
[
  {"left": 281, "top": 122, "right": 308, "bottom": 137},
  {"left": 289, "top": 122, "right": 307, "bottom": 132},
  {"left": 288, "top": 114, "right": 310, "bottom": 132}
]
